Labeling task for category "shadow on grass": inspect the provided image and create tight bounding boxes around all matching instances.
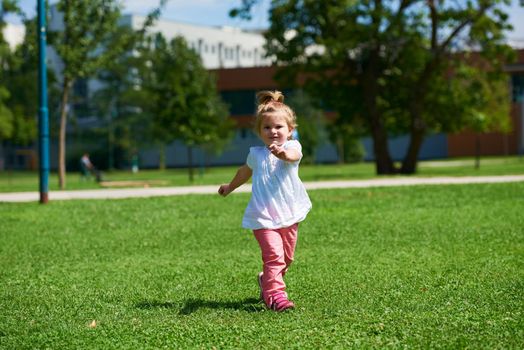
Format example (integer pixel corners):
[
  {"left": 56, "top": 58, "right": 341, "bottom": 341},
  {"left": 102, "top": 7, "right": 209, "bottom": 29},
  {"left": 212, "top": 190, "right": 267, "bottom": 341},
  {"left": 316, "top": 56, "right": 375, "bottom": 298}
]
[
  {"left": 135, "top": 300, "right": 178, "bottom": 309},
  {"left": 179, "top": 297, "right": 265, "bottom": 314},
  {"left": 135, "top": 297, "right": 265, "bottom": 314}
]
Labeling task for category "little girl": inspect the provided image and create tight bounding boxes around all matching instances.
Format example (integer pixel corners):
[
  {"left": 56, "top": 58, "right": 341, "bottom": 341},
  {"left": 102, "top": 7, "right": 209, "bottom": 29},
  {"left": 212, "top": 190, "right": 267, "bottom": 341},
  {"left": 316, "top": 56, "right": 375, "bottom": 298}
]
[{"left": 218, "top": 90, "right": 312, "bottom": 312}]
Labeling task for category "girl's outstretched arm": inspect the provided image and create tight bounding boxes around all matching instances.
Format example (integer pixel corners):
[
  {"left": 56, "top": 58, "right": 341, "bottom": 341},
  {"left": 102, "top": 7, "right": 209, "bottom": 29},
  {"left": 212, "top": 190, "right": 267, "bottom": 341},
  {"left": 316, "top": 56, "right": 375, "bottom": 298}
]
[
  {"left": 268, "top": 144, "right": 301, "bottom": 162},
  {"left": 218, "top": 165, "right": 252, "bottom": 197}
]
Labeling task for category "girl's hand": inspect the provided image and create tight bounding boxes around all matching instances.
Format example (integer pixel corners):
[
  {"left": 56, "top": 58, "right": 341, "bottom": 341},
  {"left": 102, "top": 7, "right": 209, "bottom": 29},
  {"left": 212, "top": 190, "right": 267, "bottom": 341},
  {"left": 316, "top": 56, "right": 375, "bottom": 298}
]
[
  {"left": 268, "top": 143, "right": 300, "bottom": 162},
  {"left": 219, "top": 165, "right": 252, "bottom": 197},
  {"left": 268, "top": 143, "right": 287, "bottom": 160},
  {"left": 218, "top": 184, "right": 231, "bottom": 197}
]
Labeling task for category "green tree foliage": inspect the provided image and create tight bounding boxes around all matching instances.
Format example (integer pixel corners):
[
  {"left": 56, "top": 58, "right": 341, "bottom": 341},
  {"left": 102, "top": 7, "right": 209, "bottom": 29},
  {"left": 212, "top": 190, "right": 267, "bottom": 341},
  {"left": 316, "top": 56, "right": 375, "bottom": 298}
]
[
  {"left": 232, "top": 0, "right": 516, "bottom": 174},
  {"left": 0, "top": 0, "right": 20, "bottom": 142},
  {"left": 89, "top": 1, "right": 167, "bottom": 170},
  {"left": 286, "top": 90, "right": 326, "bottom": 163},
  {"left": 1, "top": 1, "right": 45, "bottom": 148},
  {"left": 462, "top": 65, "right": 511, "bottom": 169},
  {"left": 50, "top": 0, "right": 128, "bottom": 189},
  {"left": 92, "top": 29, "right": 151, "bottom": 170},
  {"left": 50, "top": 0, "right": 166, "bottom": 184},
  {"left": 2, "top": 16, "right": 49, "bottom": 146},
  {"left": 135, "top": 34, "right": 233, "bottom": 180},
  {"left": 327, "top": 122, "right": 366, "bottom": 164},
  {"left": 0, "top": 87, "right": 14, "bottom": 140}
]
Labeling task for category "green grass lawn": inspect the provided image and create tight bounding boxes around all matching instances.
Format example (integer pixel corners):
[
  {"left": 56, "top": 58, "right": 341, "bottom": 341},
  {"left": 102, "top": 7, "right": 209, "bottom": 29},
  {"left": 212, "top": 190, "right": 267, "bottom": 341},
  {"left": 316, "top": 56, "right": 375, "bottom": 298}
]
[
  {"left": 1, "top": 183, "right": 522, "bottom": 348},
  {"left": 1, "top": 155, "right": 524, "bottom": 193}
]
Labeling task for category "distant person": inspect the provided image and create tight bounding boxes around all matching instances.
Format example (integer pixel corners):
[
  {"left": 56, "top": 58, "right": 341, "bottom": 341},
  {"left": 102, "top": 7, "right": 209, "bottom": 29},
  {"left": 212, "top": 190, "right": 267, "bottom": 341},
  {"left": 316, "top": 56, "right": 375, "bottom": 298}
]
[
  {"left": 80, "top": 153, "right": 102, "bottom": 182},
  {"left": 131, "top": 153, "right": 139, "bottom": 174},
  {"left": 218, "top": 90, "right": 312, "bottom": 312},
  {"left": 80, "top": 153, "right": 94, "bottom": 180}
]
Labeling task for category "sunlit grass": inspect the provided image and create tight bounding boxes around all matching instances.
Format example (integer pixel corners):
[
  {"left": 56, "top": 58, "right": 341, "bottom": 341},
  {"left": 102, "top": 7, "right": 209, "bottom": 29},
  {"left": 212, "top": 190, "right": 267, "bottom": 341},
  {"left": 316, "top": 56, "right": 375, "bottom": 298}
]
[
  {"left": 1, "top": 183, "right": 523, "bottom": 348},
  {"left": 1, "top": 155, "right": 523, "bottom": 192}
]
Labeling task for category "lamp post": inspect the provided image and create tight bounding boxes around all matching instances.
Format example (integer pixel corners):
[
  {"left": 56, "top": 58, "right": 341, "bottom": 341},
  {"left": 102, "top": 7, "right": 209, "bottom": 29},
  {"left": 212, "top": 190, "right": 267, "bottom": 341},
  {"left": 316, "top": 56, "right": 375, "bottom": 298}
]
[{"left": 38, "top": 0, "right": 49, "bottom": 203}]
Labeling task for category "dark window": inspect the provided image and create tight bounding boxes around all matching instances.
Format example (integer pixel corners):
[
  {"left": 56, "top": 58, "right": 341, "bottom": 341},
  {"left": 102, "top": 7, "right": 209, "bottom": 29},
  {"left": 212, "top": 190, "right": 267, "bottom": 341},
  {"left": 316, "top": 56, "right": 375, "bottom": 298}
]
[
  {"left": 73, "top": 78, "right": 88, "bottom": 98},
  {"left": 221, "top": 90, "right": 258, "bottom": 115},
  {"left": 221, "top": 88, "right": 327, "bottom": 116},
  {"left": 73, "top": 79, "right": 90, "bottom": 118},
  {"left": 512, "top": 74, "right": 524, "bottom": 102}
]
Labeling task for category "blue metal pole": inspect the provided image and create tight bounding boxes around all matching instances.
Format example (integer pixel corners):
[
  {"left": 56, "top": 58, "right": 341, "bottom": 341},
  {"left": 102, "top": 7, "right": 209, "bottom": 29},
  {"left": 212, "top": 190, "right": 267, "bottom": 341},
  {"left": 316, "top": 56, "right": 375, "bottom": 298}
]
[{"left": 38, "top": 0, "right": 49, "bottom": 203}]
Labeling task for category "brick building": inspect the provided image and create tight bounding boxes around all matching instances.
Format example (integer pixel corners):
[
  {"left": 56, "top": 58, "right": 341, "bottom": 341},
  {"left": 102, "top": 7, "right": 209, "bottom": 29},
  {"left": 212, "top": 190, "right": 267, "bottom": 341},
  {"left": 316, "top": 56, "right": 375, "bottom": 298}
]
[
  {"left": 2, "top": 14, "right": 523, "bottom": 169},
  {"left": 214, "top": 50, "right": 524, "bottom": 162}
]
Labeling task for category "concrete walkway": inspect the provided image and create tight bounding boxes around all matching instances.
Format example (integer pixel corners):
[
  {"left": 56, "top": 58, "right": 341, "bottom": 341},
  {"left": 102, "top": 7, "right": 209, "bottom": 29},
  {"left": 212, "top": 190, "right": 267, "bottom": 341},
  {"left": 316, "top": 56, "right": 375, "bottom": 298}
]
[{"left": 1, "top": 174, "right": 523, "bottom": 203}]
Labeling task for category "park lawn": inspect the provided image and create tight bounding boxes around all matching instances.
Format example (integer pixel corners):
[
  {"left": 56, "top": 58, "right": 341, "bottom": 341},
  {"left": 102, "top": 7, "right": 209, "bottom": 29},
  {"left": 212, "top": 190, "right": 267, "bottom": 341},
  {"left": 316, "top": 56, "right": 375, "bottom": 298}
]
[
  {"left": 0, "top": 182, "right": 523, "bottom": 348},
  {"left": 1, "top": 156, "right": 523, "bottom": 193}
]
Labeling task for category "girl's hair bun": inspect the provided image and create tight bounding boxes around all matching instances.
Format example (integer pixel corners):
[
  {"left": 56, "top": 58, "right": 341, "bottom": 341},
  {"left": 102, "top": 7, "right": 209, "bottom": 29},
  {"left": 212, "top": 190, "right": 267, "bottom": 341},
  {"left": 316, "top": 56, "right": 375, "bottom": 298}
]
[{"left": 256, "top": 90, "right": 284, "bottom": 105}]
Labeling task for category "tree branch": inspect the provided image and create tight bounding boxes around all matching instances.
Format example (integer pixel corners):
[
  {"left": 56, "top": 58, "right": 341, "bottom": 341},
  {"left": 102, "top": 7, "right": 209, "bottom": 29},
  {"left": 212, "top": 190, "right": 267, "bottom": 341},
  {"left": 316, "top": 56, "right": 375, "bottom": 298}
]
[
  {"left": 428, "top": 0, "right": 438, "bottom": 49},
  {"left": 385, "top": 0, "right": 419, "bottom": 33},
  {"left": 437, "top": 3, "right": 492, "bottom": 54}
]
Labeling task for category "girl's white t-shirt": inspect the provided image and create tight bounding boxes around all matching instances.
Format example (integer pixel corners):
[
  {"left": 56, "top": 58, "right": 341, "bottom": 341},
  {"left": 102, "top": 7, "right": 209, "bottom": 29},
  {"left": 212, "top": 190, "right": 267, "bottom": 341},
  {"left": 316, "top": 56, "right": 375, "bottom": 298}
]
[{"left": 242, "top": 140, "right": 312, "bottom": 230}]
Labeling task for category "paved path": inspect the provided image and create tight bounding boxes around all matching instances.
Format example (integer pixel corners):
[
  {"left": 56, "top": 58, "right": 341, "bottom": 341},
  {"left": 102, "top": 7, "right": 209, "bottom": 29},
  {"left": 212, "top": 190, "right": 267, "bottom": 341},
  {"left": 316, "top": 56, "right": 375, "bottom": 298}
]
[{"left": 1, "top": 175, "right": 523, "bottom": 203}]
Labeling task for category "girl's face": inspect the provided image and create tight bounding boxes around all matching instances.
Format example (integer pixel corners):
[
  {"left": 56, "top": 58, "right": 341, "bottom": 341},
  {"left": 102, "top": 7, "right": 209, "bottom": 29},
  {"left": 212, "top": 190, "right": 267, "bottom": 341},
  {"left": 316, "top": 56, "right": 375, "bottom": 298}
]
[{"left": 260, "top": 112, "right": 293, "bottom": 147}]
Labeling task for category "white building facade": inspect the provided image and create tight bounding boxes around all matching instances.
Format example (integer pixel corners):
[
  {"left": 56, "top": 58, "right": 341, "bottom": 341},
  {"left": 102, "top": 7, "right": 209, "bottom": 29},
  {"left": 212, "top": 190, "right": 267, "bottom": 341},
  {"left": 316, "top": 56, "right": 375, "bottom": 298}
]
[
  {"left": 121, "top": 15, "right": 271, "bottom": 69},
  {"left": 46, "top": 6, "right": 270, "bottom": 71}
]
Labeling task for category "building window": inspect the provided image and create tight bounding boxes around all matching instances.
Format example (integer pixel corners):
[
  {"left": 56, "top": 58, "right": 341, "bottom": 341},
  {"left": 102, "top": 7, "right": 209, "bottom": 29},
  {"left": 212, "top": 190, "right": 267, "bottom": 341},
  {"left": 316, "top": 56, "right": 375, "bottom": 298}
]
[
  {"left": 512, "top": 74, "right": 524, "bottom": 102},
  {"left": 72, "top": 79, "right": 90, "bottom": 118},
  {"left": 221, "top": 90, "right": 260, "bottom": 116}
]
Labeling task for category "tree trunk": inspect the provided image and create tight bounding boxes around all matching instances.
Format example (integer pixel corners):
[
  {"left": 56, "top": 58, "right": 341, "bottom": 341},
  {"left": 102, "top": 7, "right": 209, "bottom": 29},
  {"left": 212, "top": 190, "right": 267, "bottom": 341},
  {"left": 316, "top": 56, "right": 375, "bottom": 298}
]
[
  {"left": 367, "top": 92, "right": 396, "bottom": 173},
  {"left": 187, "top": 145, "right": 194, "bottom": 182},
  {"left": 337, "top": 136, "right": 345, "bottom": 164},
  {"left": 402, "top": 68, "right": 432, "bottom": 174},
  {"left": 503, "top": 133, "right": 509, "bottom": 156},
  {"left": 6, "top": 143, "right": 12, "bottom": 186},
  {"left": 158, "top": 144, "right": 166, "bottom": 170},
  {"left": 475, "top": 133, "right": 481, "bottom": 169},
  {"left": 362, "top": 49, "right": 396, "bottom": 175},
  {"left": 400, "top": 127, "right": 425, "bottom": 174},
  {"left": 108, "top": 105, "right": 115, "bottom": 171},
  {"left": 58, "top": 77, "right": 73, "bottom": 190},
  {"left": 370, "top": 123, "right": 396, "bottom": 174}
]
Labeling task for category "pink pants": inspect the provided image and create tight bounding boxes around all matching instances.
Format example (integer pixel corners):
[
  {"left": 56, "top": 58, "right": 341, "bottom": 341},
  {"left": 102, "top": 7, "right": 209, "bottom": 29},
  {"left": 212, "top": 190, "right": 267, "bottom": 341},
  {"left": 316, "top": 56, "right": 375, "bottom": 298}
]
[{"left": 254, "top": 223, "right": 298, "bottom": 304}]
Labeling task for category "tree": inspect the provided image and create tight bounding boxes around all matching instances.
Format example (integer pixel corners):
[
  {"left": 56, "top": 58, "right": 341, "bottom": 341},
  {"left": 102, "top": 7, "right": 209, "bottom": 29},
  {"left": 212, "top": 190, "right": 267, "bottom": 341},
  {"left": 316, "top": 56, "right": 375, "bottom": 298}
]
[
  {"left": 232, "top": 0, "right": 516, "bottom": 174},
  {"left": 48, "top": 0, "right": 127, "bottom": 188},
  {"left": 0, "top": 87, "right": 14, "bottom": 141},
  {"left": 0, "top": 0, "right": 20, "bottom": 143},
  {"left": 327, "top": 122, "right": 366, "bottom": 164},
  {"left": 91, "top": 2, "right": 168, "bottom": 170},
  {"left": 3, "top": 15, "right": 57, "bottom": 147},
  {"left": 136, "top": 34, "right": 234, "bottom": 180},
  {"left": 461, "top": 65, "right": 511, "bottom": 169},
  {"left": 92, "top": 29, "right": 152, "bottom": 170},
  {"left": 286, "top": 90, "right": 326, "bottom": 163},
  {"left": 0, "top": 1, "right": 48, "bottom": 175},
  {"left": 50, "top": 0, "right": 168, "bottom": 187}
]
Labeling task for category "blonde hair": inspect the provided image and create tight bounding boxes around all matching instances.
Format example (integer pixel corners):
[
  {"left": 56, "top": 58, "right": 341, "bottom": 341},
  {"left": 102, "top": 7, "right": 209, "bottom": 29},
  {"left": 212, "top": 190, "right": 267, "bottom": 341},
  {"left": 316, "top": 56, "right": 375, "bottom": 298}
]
[{"left": 254, "top": 90, "right": 297, "bottom": 137}]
